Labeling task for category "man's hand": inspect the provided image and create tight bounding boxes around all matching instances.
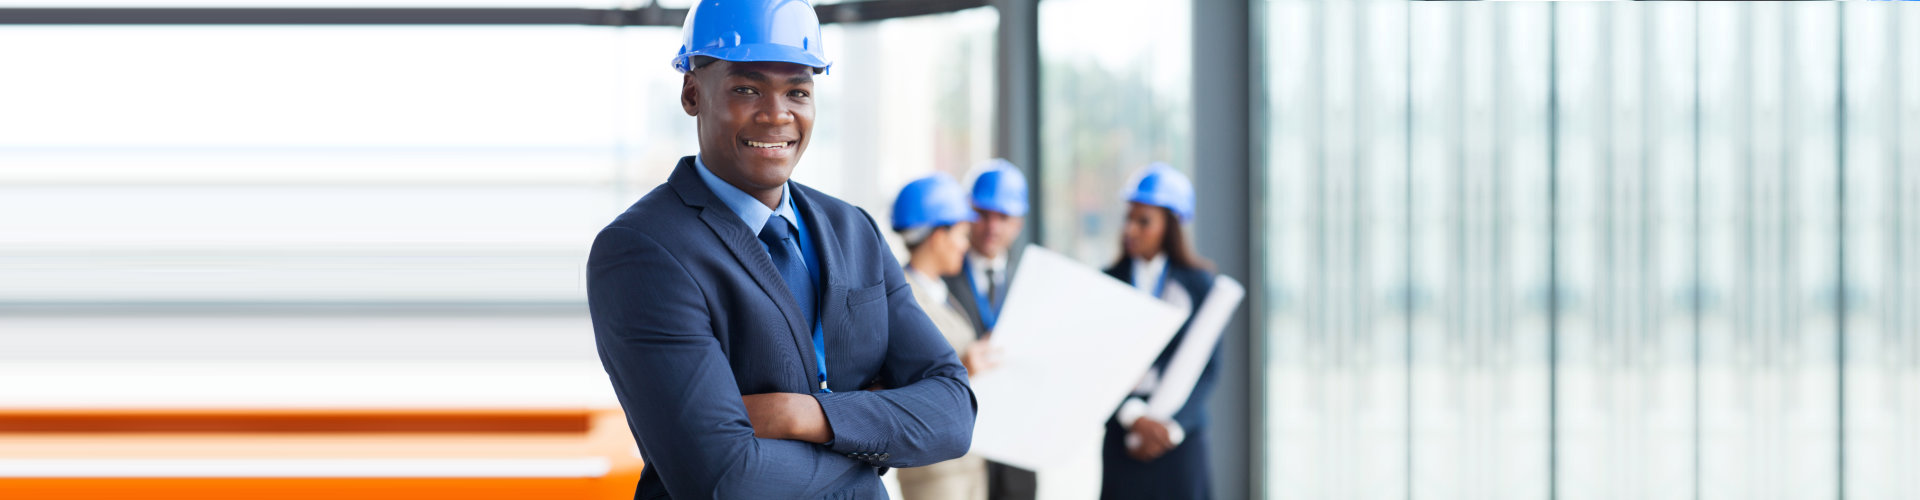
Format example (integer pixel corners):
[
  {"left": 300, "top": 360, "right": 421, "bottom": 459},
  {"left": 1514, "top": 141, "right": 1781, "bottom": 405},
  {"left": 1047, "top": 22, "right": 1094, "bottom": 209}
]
[
  {"left": 742, "top": 392, "right": 834, "bottom": 444},
  {"left": 1126, "top": 417, "right": 1175, "bottom": 462},
  {"left": 960, "top": 339, "right": 1001, "bottom": 376}
]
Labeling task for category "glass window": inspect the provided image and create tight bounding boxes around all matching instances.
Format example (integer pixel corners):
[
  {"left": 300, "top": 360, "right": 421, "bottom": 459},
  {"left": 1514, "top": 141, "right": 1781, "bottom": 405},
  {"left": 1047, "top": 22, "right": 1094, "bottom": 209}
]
[
  {"left": 1839, "top": 7, "right": 1920, "bottom": 499},
  {"left": 1260, "top": 2, "right": 1906, "bottom": 499},
  {"left": 1038, "top": 0, "right": 1191, "bottom": 266},
  {"left": 810, "top": 6, "right": 999, "bottom": 242},
  {"left": 0, "top": 8, "right": 998, "bottom": 306},
  {"left": 0, "top": 26, "right": 651, "bottom": 303}
]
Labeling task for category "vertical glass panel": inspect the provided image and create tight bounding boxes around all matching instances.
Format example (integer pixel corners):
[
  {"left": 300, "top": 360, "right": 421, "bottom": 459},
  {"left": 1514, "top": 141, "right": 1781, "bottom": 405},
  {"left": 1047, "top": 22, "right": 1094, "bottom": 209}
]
[
  {"left": 1262, "top": 2, "right": 1911, "bottom": 499},
  {"left": 1697, "top": 3, "right": 1840, "bottom": 499},
  {"left": 1554, "top": 4, "right": 1698, "bottom": 499},
  {"left": 1841, "top": 5, "right": 1920, "bottom": 500},
  {"left": 1261, "top": 0, "right": 1410, "bottom": 498},
  {"left": 1406, "top": 4, "right": 1551, "bottom": 500}
]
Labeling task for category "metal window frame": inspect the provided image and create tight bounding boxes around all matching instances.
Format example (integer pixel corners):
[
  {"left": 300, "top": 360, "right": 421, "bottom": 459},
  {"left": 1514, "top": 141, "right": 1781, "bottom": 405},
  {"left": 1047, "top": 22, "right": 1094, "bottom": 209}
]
[{"left": 0, "top": 1, "right": 990, "bottom": 26}]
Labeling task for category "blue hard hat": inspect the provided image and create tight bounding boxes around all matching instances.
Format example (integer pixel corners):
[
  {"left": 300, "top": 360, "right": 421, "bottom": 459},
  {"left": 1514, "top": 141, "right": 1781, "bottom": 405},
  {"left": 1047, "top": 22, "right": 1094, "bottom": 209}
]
[
  {"left": 892, "top": 173, "right": 979, "bottom": 231},
  {"left": 968, "top": 159, "right": 1029, "bottom": 217},
  {"left": 673, "top": 0, "right": 832, "bottom": 74},
  {"left": 1125, "top": 162, "right": 1195, "bottom": 222}
]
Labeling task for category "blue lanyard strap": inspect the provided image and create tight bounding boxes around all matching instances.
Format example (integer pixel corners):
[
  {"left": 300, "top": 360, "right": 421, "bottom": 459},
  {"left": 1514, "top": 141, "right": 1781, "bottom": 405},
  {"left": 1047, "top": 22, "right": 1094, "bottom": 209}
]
[
  {"left": 812, "top": 319, "right": 829, "bottom": 393},
  {"left": 964, "top": 259, "right": 1000, "bottom": 330},
  {"left": 1150, "top": 261, "right": 1171, "bottom": 299}
]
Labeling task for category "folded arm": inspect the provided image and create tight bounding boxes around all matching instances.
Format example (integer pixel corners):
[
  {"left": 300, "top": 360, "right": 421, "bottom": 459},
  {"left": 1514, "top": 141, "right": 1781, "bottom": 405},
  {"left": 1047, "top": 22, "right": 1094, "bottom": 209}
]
[
  {"left": 589, "top": 226, "right": 867, "bottom": 498},
  {"left": 805, "top": 214, "right": 977, "bottom": 468}
]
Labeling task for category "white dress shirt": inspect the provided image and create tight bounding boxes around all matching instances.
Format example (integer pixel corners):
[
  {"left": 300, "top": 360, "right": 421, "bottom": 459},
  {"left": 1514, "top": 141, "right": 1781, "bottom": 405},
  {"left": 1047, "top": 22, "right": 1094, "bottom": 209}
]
[{"left": 967, "top": 250, "right": 1009, "bottom": 299}]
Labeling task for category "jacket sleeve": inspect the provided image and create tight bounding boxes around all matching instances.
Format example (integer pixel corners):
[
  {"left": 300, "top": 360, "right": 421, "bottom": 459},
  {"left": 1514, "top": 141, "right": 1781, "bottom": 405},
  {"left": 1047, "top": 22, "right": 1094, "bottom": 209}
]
[
  {"left": 589, "top": 226, "right": 868, "bottom": 499},
  {"left": 809, "top": 211, "right": 978, "bottom": 468}
]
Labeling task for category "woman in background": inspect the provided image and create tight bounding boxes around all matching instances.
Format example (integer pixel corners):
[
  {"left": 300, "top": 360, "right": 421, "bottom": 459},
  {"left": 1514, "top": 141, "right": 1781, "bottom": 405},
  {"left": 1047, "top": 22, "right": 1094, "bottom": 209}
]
[
  {"left": 890, "top": 173, "right": 996, "bottom": 500},
  {"left": 1100, "top": 163, "right": 1221, "bottom": 500}
]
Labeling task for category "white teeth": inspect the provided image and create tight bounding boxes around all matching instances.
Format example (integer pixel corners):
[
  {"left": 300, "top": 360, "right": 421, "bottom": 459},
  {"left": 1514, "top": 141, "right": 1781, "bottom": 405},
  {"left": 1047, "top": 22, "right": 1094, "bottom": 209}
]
[{"left": 746, "top": 140, "right": 788, "bottom": 149}]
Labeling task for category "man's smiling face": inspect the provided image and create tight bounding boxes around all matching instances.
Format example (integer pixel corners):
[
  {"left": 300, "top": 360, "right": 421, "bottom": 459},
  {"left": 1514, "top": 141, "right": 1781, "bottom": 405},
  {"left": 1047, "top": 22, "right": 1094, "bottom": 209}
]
[{"left": 682, "top": 59, "right": 817, "bottom": 205}]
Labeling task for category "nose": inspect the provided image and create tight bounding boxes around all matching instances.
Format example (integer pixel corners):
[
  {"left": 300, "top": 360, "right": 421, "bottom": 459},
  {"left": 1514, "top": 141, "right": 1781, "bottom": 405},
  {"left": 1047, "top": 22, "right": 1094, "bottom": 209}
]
[{"left": 753, "top": 96, "right": 794, "bottom": 127}]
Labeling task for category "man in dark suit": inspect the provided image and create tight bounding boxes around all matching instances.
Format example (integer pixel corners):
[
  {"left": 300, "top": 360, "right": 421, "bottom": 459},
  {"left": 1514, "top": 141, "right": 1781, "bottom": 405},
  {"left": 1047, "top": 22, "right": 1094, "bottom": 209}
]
[
  {"left": 942, "top": 160, "right": 1035, "bottom": 500},
  {"left": 942, "top": 160, "right": 1027, "bottom": 339},
  {"left": 587, "top": 1, "right": 975, "bottom": 498}
]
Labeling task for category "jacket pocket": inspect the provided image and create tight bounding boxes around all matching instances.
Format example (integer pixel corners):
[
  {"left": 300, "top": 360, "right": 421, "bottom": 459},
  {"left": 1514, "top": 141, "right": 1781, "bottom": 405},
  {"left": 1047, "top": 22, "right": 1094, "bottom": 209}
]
[
  {"left": 847, "top": 281, "right": 887, "bottom": 307},
  {"left": 840, "top": 282, "right": 890, "bottom": 381}
]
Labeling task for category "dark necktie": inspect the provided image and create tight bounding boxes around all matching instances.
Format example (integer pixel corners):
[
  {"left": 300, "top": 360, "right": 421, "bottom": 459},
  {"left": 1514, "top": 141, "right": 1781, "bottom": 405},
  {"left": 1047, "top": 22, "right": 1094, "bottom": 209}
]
[
  {"left": 986, "top": 267, "right": 1002, "bottom": 309},
  {"left": 759, "top": 215, "right": 815, "bottom": 325}
]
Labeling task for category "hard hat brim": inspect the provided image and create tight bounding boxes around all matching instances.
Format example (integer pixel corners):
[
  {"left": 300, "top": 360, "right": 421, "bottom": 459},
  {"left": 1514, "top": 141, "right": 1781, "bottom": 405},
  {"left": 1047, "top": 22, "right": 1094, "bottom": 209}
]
[
  {"left": 675, "top": 43, "right": 832, "bottom": 74},
  {"left": 971, "top": 201, "right": 1028, "bottom": 218},
  {"left": 1126, "top": 195, "right": 1192, "bottom": 222}
]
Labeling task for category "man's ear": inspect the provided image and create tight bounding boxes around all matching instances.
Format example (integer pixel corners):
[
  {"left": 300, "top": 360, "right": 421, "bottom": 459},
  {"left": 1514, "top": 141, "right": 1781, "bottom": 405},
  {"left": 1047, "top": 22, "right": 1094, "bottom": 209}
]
[{"left": 680, "top": 72, "right": 699, "bottom": 116}]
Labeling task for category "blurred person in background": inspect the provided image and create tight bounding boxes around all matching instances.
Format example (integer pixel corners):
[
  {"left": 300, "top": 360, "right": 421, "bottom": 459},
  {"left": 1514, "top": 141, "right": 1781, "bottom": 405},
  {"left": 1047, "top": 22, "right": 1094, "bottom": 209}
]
[
  {"left": 890, "top": 173, "right": 994, "bottom": 500},
  {"left": 1101, "top": 163, "right": 1222, "bottom": 500},
  {"left": 943, "top": 159, "right": 1036, "bottom": 500}
]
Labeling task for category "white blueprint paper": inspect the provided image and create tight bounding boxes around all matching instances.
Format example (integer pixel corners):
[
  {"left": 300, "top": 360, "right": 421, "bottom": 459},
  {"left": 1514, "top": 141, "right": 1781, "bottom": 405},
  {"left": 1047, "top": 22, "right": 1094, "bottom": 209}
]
[
  {"left": 1144, "top": 275, "right": 1243, "bottom": 421},
  {"left": 966, "top": 246, "right": 1188, "bottom": 470}
]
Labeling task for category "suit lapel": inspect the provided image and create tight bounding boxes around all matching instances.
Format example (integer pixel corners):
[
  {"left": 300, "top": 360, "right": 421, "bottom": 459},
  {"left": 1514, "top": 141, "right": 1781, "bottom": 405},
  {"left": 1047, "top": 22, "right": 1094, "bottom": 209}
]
[
  {"left": 668, "top": 157, "right": 818, "bottom": 389},
  {"left": 942, "top": 274, "right": 985, "bottom": 335},
  {"left": 1005, "top": 243, "right": 1024, "bottom": 282}
]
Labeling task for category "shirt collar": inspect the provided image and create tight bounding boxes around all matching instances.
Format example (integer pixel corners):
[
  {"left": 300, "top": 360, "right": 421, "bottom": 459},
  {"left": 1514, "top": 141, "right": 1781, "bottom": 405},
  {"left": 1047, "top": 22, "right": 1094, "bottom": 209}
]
[
  {"left": 1131, "top": 253, "right": 1168, "bottom": 291},
  {"left": 695, "top": 155, "right": 798, "bottom": 234},
  {"left": 968, "top": 250, "right": 1008, "bottom": 285},
  {"left": 904, "top": 266, "right": 950, "bottom": 305}
]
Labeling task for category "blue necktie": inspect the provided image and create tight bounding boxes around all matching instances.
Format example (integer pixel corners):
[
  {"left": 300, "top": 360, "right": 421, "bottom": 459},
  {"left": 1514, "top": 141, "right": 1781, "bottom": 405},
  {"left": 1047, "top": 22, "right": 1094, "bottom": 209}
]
[{"left": 759, "top": 216, "right": 816, "bottom": 329}]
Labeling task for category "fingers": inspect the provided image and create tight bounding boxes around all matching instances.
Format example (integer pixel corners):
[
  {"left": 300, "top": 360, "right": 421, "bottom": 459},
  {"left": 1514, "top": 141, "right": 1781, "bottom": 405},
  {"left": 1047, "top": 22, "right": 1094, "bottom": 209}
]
[
  {"left": 1124, "top": 430, "right": 1171, "bottom": 462},
  {"left": 1143, "top": 441, "right": 1169, "bottom": 460},
  {"left": 1126, "top": 417, "right": 1177, "bottom": 460},
  {"left": 1127, "top": 444, "right": 1155, "bottom": 461},
  {"left": 1146, "top": 432, "right": 1174, "bottom": 452},
  {"left": 963, "top": 341, "right": 1002, "bottom": 375}
]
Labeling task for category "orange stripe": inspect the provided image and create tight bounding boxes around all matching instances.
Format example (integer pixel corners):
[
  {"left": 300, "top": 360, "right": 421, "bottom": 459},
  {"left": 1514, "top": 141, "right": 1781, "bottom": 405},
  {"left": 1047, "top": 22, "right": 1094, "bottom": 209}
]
[
  {"left": 0, "top": 477, "right": 602, "bottom": 500},
  {"left": 0, "top": 408, "right": 590, "bottom": 434},
  {"left": 0, "top": 408, "right": 645, "bottom": 499}
]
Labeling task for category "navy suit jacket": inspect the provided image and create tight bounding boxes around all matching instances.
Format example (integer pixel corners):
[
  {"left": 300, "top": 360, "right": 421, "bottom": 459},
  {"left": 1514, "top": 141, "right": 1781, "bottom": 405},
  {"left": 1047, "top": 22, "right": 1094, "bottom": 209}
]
[{"left": 588, "top": 157, "right": 977, "bottom": 499}]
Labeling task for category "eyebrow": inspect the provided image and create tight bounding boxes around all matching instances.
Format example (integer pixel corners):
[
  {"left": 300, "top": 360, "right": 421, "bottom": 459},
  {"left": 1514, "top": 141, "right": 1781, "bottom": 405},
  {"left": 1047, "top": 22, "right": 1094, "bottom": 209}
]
[{"left": 731, "top": 70, "right": 813, "bottom": 86}]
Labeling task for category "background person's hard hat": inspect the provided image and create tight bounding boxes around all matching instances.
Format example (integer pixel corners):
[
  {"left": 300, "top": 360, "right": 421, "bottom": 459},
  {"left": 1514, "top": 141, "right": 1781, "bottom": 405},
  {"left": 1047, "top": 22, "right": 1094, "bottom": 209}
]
[
  {"left": 1125, "top": 162, "right": 1196, "bottom": 222},
  {"left": 968, "top": 159, "right": 1029, "bottom": 217},
  {"left": 673, "top": 0, "right": 832, "bottom": 74},
  {"left": 892, "top": 173, "right": 979, "bottom": 231}
]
